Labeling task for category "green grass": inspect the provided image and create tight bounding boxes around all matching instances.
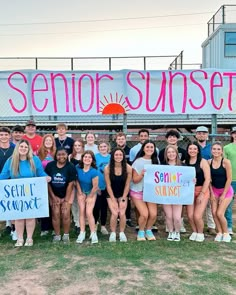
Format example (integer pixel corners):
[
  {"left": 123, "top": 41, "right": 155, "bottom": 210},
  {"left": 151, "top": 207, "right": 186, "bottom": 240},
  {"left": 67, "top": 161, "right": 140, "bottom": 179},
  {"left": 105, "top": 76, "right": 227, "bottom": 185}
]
[{"left": 0, "top": 226, "right": 235, "bottom": 295}]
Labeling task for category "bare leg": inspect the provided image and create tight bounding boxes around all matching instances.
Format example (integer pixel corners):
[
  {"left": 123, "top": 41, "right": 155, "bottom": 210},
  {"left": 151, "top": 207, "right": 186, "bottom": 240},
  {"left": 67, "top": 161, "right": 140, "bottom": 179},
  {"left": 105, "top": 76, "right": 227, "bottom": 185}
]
[
  {"left": 146, "top": 203, "right": 157, "bottom": 230},
  {"left": 132, "top": 199, "right": 148, "bottom": 230},
  {"left": 172, "top": 205, "right": 182, "bottom": 232},
  {"left": 15, "top": 219, "right": 25, "bottom": 240},
  {"left": 163, "top": 205, "right": 174, "bottom": 232},
  {"left": 61, "top": 202, "right": 71, "bottom": 234}
]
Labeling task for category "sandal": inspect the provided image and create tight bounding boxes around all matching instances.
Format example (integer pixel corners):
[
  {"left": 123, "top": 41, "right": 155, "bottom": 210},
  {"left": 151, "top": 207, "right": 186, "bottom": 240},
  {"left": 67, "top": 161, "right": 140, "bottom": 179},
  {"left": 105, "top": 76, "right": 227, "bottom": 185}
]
[
  {"left": 24, "top": 238, "right": 33, "bottom": 247},
  {"left": 15, "top": 239, "right": 24, "bottom": 247}
]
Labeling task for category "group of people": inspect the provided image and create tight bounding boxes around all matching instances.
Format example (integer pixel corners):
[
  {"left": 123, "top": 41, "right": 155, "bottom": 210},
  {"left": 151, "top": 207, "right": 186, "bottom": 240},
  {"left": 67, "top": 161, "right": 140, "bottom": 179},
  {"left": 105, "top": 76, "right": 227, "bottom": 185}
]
[{"left": 0, "top": 121, "right": 234, "bottom": 247}]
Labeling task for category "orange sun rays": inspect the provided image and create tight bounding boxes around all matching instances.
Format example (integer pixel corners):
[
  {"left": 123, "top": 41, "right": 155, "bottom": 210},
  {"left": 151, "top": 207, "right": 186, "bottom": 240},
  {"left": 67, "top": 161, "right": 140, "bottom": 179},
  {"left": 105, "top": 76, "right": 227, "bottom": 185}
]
[{"left": 100, "top": 92, "right": 130, "bottom": 115}]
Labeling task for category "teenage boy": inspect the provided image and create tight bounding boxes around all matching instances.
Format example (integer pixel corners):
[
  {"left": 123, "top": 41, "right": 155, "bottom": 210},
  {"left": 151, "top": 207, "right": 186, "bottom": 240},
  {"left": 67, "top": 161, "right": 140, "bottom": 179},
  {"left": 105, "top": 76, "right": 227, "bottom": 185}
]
[
  {"left": 11, "top": 125, "right": 24, "bottom": 145},
  {"left": 115, "top": 132, "right": 134, "bottom": 227},
  {"left": 159, "top": 129, "right": 186, "bottom": 164},
  {"left": 0, "top": 127, "right": 16, "bottom": 239},
  {"left": 195, "top": 126, "right": 216, "bottom": 235},
  {"left": 23, "top": 120, "right": 42, "bottom": 154},
  {"left": 55, "top": 123, "right": 74, "bottom": 155},
  {"left": 223, "top": 126, "right": 236, "bottom": 235},
  {"left": 129, "top": 129, "right": 159, "bottom": 163}
]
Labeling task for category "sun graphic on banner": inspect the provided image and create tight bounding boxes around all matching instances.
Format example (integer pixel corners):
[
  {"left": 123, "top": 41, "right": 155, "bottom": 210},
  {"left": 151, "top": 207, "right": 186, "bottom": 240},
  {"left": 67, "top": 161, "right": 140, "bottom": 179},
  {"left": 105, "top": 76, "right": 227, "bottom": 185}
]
[{"left": 100, "top": 93, "right": 130, "bottom": 115}]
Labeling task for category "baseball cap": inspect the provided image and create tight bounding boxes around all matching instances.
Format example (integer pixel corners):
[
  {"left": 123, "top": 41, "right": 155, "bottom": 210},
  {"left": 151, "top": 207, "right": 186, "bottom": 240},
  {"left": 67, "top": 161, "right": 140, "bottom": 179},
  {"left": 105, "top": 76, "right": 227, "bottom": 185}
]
[
  {"left": 231, "top": 126, "right": 236, "bottom": 134},
  {"left": 25, "top": 120, "right": 36, "bottom": 127},
  {"left": 196, "top": 126, "right": 208, "bottom": 133}
]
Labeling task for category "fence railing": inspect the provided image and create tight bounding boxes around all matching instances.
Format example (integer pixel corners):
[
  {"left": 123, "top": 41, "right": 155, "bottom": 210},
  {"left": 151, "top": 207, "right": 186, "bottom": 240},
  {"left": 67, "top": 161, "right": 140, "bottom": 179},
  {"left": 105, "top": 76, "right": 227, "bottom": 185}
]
[{"left": 207, "top": 5, "right": 236, "bottom": 36}]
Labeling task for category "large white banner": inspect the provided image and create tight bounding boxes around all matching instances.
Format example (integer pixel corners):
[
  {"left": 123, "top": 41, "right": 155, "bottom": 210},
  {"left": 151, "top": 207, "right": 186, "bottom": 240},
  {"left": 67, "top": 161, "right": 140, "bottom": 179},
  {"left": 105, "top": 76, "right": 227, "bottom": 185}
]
[
  {"left": 0, "top": 177, "right": 49, "bottom": 220},
  {"left": 0, "top": 69, "right": 236, "bottom": 116},
  {"left": 143, "top": 165, "right": 195, "bottom": 205}
]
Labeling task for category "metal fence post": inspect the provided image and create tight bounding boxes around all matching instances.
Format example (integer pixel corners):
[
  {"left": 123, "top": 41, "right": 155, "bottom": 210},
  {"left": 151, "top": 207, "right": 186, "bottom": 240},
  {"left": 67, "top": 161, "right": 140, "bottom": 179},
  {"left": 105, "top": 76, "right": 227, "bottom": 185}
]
[{"left": 211, "top": 114, "right": 217, "bottom": 142}]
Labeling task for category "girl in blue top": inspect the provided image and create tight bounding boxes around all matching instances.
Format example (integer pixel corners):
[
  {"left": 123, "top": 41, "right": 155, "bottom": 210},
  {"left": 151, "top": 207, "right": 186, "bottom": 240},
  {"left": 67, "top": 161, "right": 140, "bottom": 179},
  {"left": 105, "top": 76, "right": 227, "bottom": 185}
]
[
  {"left": 94, "top": 141, "right": 111, "bottom": 235},
  {"left": 0, "top": 139, "right": 50, "bottom": 247},
  {"left": 76, "top": 150, "right": 98, "bottom": 244}
]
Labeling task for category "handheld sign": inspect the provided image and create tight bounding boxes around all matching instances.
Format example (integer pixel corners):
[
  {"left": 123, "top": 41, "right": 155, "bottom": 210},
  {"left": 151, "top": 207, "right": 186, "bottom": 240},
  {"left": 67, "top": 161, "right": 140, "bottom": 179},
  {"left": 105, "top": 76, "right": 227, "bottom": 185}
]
[
  {"left": 143, "top": 165, "right": 195, "bottom": 205},
  {"left": 0, "top": 177, "right": 49, "bottom": 220}
]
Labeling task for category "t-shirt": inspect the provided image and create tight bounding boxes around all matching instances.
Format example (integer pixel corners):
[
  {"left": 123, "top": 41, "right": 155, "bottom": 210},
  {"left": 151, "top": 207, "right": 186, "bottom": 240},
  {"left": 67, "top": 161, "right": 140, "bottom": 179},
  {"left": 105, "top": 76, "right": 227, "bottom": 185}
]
[
  {"left": 159, "top": 146, "right": 187, "bottom": 164},
  {"left": 224, "top": 143, "right": 236, "bottom": 181},
  {"left": 41, "top": 153, "right": 54, "bottom": 169},
  {"left": 95, "top": 153, "right": 111, "bottom": 190},
  {"left": 45, "top": 161, "right": 77, "bottom": 199},
  {"left": 55, "top": 137, "right": 74, "bottom": 155},
  {"left": 76, "top": 166, "right": 98, "bottom": 193},
  {"left": 84, "top": 144, "right": 99, "bottom": 154},
  {"left": 0, "top": 155, "right": 47, "bottom": 179},
  {"left": 22, "top": 134, "right": 42, "bottom": 155},
  {"left": 0, "top": 146, "right": 15, "bottom": 173},
  {"left": 130, "top": 157, "right": 152, "bottom": 192},
  {"left": 200, "top": 143, "right": 211, "bottom": 160},
  {"left": 129, "top": 143, "right": 159, "bottom": 163}
]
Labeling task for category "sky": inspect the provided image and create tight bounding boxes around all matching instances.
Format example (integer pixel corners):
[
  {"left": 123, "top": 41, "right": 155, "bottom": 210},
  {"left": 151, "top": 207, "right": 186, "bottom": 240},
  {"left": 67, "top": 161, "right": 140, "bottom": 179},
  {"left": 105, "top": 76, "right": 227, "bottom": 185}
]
[{"left": 0, "top": 1, "right": 236, "bottom": 70}]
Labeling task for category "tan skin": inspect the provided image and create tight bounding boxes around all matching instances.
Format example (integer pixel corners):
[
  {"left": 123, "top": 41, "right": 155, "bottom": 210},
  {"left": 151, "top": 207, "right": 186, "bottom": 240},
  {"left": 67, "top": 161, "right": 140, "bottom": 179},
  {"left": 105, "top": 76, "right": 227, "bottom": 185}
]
[
  {"left": 104, "top": 150, "right": 132, "bottom": 232},
  {"left": 48, "top": 150, "right": 74, "bottom": 235},
  {"left": 132, "top": 142, "right": 158, "bottom": 232},
  {"left": 76, "top": 153, "right": 98, "bottom": 233},
  {"left": 208, "top": 144, "right": 233, "bottom": 235},
  {"left": 186, "top": 144, "right": 211, "bottom": 234}
]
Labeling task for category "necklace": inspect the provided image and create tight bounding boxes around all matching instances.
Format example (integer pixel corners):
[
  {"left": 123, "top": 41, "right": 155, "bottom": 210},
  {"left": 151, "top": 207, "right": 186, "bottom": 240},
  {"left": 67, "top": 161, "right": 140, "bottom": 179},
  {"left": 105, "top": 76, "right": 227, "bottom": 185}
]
[
  {"left": 0, "top": 147, "right": 10, "bottom": 156},
  {"left": 58, "top": 138, "right": 66, "bottom": 146}
]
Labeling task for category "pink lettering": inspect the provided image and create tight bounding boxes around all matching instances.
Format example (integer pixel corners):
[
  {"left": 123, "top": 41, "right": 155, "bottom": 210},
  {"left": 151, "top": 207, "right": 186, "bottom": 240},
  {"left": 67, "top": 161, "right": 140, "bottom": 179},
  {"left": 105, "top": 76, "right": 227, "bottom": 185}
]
[
  {"left": 189, "top": 70, "right": 207, "bottom": 110},
  {"left": 169, "top": 72, "right": 187, "bottom": 113},
  {"left": 7, "top": 72, "right": 27, "bottom": 113},
  {"left": 145, "top": 72, "right": 166, "bottom": 111},
  {"left": 78, "top": 74, "right": 94, "bottom": 112},
  {"left": 50, "top": 73, "right": 70, "bottom": 112},
  {"left": 31, "top": 73, "right": 49, "bottom": 112},
  {"left": 223, "top": 72, "right": 236, "bottom": 111},
  {"left": 210, "top": 72, "right": 223, "bottom": 110},
  {"left": 125, "top": 71, "right": 144, "bottom": 109}
]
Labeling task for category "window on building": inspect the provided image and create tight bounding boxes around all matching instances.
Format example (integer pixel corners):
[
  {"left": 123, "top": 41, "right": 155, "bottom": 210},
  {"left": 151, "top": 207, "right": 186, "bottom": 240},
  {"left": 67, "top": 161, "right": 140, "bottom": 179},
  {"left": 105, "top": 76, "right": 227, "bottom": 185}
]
[{"left": 225, "top": 32, "right": 236, "bottom": 57}]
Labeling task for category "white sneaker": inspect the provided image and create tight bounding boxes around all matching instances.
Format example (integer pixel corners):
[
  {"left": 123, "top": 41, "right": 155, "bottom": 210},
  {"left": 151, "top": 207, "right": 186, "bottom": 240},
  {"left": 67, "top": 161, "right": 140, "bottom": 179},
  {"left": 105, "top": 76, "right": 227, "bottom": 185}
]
[
  {"left": 222, "top": 233, "right": 231, "bottom": 243},
  {"left": 109, "top": 232, "right": 116, "bottom": 242},
  {"left": 62, "top": 234, "right": 70, "bottom": 244},
  {"left": 40, "top": 231, "right": 49, "bottom": 237},
  {"left": 214, "top": 233, "right": 223, "bottom": 242},
  {"left": 167, "top": 232, "right": 174, "bottom": 241},
  {"left": 101, "top": 226, "right": 109, "bottom": 235},
  {"left": 228, "top": 228, "right": 234, "bottom": 235},
  {"left": 91, "top": 232, "right": 98, "bottom": 244},
  {"left": 11, "top": 230, "right": 18, "bottom": 241},
  {"left": 119, "top": 232, "right": 127, "bottom": 242},
  {"left": 76, "top": 231, "right": 86, "bottom": 244},
  {"left": 195, "top": 233, "right": 205, "bottom": 242},
  {"left": 174, "top": 232, "right": 180, "bottom": 242},
  {"left": 189, "top": 232, "right": 197, "bottom": 241},
  {"left": 53, "top": 235, "right": 61, "bottom": 243}
]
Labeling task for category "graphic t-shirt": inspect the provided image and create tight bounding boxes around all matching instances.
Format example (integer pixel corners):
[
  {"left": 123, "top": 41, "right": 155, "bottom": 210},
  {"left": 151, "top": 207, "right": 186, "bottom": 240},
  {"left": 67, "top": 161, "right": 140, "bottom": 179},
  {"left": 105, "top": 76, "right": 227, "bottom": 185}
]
[
  {"left": 55, "top": 137, "right": 74, "bottom": 155},
  {"left": 45, "top": 161, "right": 77, "bottom": 198}
]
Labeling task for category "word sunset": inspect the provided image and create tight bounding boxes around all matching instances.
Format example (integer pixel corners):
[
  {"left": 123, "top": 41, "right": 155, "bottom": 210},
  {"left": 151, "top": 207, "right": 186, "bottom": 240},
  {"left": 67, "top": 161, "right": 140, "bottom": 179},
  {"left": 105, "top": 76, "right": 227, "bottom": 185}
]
[
  {"left": 143, "top": 165, "right": 195, "bottom": 205},
  {"left": 0, "top": 177, "right": 49, "bottom": 221}
]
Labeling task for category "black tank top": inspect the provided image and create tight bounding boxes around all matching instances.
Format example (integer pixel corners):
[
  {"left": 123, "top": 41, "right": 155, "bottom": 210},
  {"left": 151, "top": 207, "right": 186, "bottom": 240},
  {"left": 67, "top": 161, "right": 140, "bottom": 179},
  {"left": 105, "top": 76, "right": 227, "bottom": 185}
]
[
  {"left": 210, "top": 158, "right": 227, "bottom": 189},
  {"left": 188, "top": 161, "right": 205, "bottom": 186},
  {"left": 111, "top": 175, "right": 126, "bottom": 198}
]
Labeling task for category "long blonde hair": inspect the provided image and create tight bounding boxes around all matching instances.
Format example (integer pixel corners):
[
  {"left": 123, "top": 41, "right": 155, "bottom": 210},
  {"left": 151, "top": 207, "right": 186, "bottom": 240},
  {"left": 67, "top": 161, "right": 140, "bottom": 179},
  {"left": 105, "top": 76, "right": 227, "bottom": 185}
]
[
  {"left": 164, "top": 144, "right": 182, "bottom": 166},
  {"left": 11, "top": 139, "right": 36, "bottom": 176}
]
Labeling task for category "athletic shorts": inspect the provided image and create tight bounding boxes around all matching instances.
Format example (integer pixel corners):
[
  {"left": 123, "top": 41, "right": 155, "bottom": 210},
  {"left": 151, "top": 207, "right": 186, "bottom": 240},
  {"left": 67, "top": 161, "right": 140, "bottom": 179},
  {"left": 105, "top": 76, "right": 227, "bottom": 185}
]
[
  {"left": 130, "top": 190, "right": 143, "bottom": 201},
  {"left": 195, "top": 186, "right": 210, "bottom": 200},
  {"left": 211, "top": 186, "right": 234, "bottom": 199}
]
